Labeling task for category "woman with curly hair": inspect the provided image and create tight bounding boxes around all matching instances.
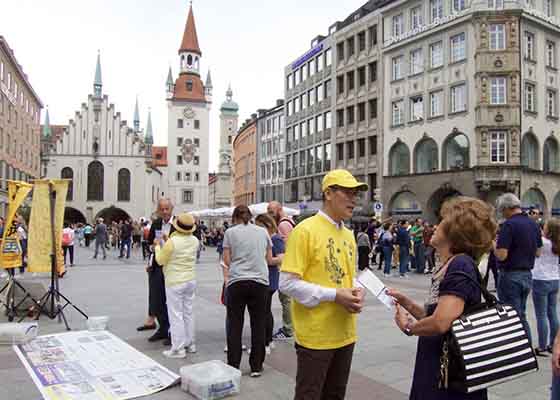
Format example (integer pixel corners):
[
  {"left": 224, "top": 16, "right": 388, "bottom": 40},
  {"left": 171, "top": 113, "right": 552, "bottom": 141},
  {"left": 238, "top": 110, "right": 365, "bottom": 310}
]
[{"left": 388, "top": 197, "right": 497, "bottom": 400}]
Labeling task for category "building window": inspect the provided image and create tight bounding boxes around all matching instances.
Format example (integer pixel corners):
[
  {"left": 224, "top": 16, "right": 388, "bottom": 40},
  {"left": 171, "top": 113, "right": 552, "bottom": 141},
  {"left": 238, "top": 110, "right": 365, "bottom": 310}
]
[
  {"left": 324, "top": 111, "right": 332, "bottom": 129},
  {"left": 392, "top": 100, "right": 404, "bottom": 126},
  {"left": 182, "top": 190, "right": 193, "bottom": 204},
  {"left": 488, "top": 0, "right": 504, "bottom": 8},
  {"left": 521, "top": 133, "right": 539, "bottom": 169},
  {"left": 430, "top": 42, "right": 443, "bottom": 68},
  {"left": 325, "top": 79, "right": 332, "bottom": 98},
  {"left": 410, "top": 6, "right": 423, "bottom": 29},
  {"left": 392, "top": 14, "right": 404, "bottom": 37},
  {"left": 325, "top": 48, "right": 332, "bottom": 66},
  {"left": 194, "top": 120, "right": 200, "bottom": 129},
  {"left": 452, "top": 0, "right": 466, "bottom": 12},
  {"left": 369, "top": 25, "right": 378, "bottom": 47},
  {"left": 87, "top": 161, "right": 104, "bottom": 201},
  {"left": 347, "top": 71, "right": 355, "bottom": 90},
  {"left": 489, "top": 24, "right": 506, "bottom": 50},
  {"left": 358, "top": 102, "right": 366, "bottom": 122},
  {"left": 358, "top": 138, "right": 366, "bottom": 158},
  {"left": 389, "top": 142, "right": 411, "bottom": 175},
  {"left": 490, "top": 131, "right": 507, "bottom": 163},
  {"left": 430, "top": 0, "right": 443, "bottom": 21},
  {"left": 177, "top": 137, "right": 183, "bottom": 147},
  {"left": 443, "top": 132, "right": 470, "bottom": 169},
  {"left": 195, "top": 172, "right": 199, "bottom": 182},
  {"left": 547, "top": 89, "right": 557, "bottom": 117},
  {"left": 490, "top": 77, "right": 507, "bottom": 105},
  {"left": 337, "top": 42, "right": 345, "bottom": 62},
  {"left": 525, "top": 32, "right": 535, "bottom": 61},
  {"left": 410, "top": 49, "right": 423, "bottom": 74},
  {"left": 369, "top": 98, "right": 378, "bottom": 119},
  {"left": 286, "top": 74, "right": 292, "bottom": 90},
  {"left": 186, "top": 80, "right": 193, "bottom": 91},
  {"left": 118, "top": 168, "right": 131, "bottom": 201},
  {"left": 369, "top": 61, "right": 377, "bottom": 82},
  {"left": 358, "top": 31, "right": 366, "bottom": 52},
  {"left": 392, "top": 56, "right": 403, "bottom": 80},
  {"left": 450, "top": 84, "right": 466, "bottom": 113},
  {"left": 525, "top": 82, "right": 536, "bottom": 112},
  {"left": 177, "top": 155, "right": 183, "bottom": 165},
  {"left": 410, "top": 96, "right": 424, "bottom": 121},
  {"left": 450, "top": 33, "right": 466, "bottom": 63},
  {"left": 358, "top": 66, "right": 366, "bottom": 87},
  {"left": 430, "top": 90, "right": 443, "bottom": 117},
  {"left": 194, "top": 156, "right": 200, "bottom": 165},
  {"left": 194, "top": 138, "right": 200, "bottom": 147},
  {"left": 177, "top": 119, "right": 183, "bottom": 128},
  {"left": 547, "top": 41, "right": 556, "bottom": 68},
  {"left": 546, "top": 0, "right": 553, "bottom": 16},
  {"left": 347, "top": 141, "right": 355, "bottom": 160},
  {"left": 369, "top": 136, "right": 377, "bottom": 155},
  {"left": 185, "top": 172, "right": 191, "bottom": 181},
  {"left": 337, "top": 143, "right": 344, "bottom": 161},
  {"left": 61, "top": 167, "right": 73, "bottom": 201},
  {"left": 415, "top": 138, "right": 438, "bottom": 173},
  {"left": 347, "top": 106, "right": 355, "bottom": 125}
]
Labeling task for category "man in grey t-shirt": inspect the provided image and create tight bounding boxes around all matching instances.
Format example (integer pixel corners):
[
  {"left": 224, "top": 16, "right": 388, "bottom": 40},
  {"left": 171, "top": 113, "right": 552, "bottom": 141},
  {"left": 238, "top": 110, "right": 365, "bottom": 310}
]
[{"left": 93, "top": 218, "right": 108, "bottom": 260}]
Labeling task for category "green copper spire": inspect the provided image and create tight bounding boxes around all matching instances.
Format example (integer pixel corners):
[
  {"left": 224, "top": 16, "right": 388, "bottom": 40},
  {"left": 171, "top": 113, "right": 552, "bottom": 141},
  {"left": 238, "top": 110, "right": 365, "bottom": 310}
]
[
  {"left": 145, "top": 109, "right": 154, "bottom": 145},
  {"left": 42, "top": 107, "right": 51, "bottom": 138},
  {"left": 133, "top": 96, "right": 140, "bottom": 132}
]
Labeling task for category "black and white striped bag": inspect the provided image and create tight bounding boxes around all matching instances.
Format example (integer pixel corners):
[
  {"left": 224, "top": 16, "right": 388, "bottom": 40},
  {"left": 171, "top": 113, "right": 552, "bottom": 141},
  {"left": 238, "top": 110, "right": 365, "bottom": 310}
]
[{"left": 439, "top": 271, "right": 539, "bottom": 393}]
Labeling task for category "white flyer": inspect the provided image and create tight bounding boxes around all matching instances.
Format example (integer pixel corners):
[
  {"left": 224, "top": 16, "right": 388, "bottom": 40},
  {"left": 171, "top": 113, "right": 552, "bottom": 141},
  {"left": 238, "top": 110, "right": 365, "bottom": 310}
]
[{"left": 357, "top": 269, "right": 394, "bottom": 310}]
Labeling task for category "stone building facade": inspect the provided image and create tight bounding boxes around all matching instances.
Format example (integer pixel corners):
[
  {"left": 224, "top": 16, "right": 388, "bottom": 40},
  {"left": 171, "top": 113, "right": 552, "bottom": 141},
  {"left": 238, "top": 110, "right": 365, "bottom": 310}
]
[
  {"left": 0, "top": 36, "right": 42, "bottom": 216},
  {"left": 232, "top": 116, "right": 257, "bottom": 206}
]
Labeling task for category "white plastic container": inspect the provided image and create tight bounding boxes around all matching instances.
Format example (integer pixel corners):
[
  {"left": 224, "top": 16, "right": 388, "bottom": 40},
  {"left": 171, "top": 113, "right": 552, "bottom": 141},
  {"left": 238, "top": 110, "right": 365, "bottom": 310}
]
[
  {"left": 86, "top": 316, "right": 109, "bottom": 331},
  {"left": 180, "top": 360, "right": 241, "bottom": 400},
  {"left": 0, "top": 322, "right": 38, "bottom": 345}
]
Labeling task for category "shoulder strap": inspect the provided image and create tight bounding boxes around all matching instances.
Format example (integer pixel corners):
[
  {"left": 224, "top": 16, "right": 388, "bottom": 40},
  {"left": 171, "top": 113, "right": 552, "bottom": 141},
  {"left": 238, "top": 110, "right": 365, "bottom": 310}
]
[
  {"left": 280, "top": 217, "right": 295, "bottom": 228},
  {"left": 445, "top": 270, "right": 498, "bottom": 306}
]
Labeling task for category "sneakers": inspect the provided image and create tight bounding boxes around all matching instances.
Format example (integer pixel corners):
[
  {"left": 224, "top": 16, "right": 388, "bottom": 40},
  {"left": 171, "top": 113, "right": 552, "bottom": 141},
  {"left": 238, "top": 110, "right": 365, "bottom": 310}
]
[
  {"left": 162, "top": 349, "right": 186, "bottom": 359},
  {"left": 250, "top": 371, "right": 262, "bottom": 378},
  {"left": 272, "top": 328, "right": 293, "bottom": 341},
  {"left": 268, "top": 341, "right": 275, "bottom": 350},
  {"left": 224, "top": 344, "right": 247, "bottom": 352},
  {"left": 186, "top": 344, "right": 196, "bottom": 353},
  {"left": 265, "top": 346, "right": 271, "bottom": 355}
]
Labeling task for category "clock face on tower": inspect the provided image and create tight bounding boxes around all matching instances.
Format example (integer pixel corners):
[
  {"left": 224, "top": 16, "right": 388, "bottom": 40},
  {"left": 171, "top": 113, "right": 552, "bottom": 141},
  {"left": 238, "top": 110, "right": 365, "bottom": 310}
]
[{"left": 183, "top": 106, "right": 196, "bottom": 119}]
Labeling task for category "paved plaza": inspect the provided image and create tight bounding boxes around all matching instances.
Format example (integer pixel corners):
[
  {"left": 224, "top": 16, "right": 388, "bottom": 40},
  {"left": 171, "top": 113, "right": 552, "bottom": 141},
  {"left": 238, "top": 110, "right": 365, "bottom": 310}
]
[{"left": 0, "top": 245, "right": 554, "bottom": 400}]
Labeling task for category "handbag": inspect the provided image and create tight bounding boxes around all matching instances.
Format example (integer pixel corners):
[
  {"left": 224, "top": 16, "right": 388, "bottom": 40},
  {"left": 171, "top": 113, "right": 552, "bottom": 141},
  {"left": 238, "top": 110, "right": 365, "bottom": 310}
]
[{"left": 439, "top": 271, "right": 538, "bottom": 393}]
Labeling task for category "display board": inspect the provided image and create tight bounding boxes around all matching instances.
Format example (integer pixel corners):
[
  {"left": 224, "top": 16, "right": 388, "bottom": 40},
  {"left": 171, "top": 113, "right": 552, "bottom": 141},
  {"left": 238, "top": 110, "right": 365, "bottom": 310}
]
[{"left": 13, "top": 330, "right": 180, "bottom": 400}]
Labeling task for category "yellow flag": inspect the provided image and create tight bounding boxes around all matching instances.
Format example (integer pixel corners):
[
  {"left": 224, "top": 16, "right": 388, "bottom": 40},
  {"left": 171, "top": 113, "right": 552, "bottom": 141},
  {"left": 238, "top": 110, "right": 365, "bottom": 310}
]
[
  {"left": 1, "top": 181, "right": 32, "bottom": 269},
  {"left": 27, "top": 180, "right": 68, "bottom": 274}
]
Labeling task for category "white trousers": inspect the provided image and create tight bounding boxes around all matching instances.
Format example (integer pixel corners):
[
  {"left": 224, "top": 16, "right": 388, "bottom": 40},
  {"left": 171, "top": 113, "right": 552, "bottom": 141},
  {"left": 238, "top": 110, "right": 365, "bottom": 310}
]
[{"left": 165, "top": 280, "right": 196, "bottom": 352}]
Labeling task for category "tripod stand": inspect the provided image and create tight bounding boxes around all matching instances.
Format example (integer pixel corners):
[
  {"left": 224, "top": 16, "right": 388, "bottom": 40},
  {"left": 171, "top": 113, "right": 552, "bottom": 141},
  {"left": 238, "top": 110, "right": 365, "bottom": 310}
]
[
  {"left": 26, "top": 181, "right": 88, "bottom": 330},
  {"left": 0, "top": 273, "right": 42, "bottom": 322}
]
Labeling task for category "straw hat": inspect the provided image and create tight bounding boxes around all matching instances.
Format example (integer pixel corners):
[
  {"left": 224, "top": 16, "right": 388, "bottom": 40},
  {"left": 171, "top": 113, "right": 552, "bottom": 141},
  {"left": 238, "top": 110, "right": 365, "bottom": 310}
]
[{"left": 172, "top": 213, "right": 196, "bottom": 234}]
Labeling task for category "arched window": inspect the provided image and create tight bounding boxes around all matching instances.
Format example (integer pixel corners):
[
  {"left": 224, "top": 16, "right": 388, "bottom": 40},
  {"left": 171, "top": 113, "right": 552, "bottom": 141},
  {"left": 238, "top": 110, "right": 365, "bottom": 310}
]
[
  {"left": 553, "top": 192, "right": 560, "bottom": 216},
  {"left": 117, "top": 168, "right": 131, "bottom": 202},
  {"left": 521, "top": 133, "right": 539, "bottom": 170},
  {"left": 187, "top": 54, "right": 193, "bottom": 66},
  {"left": 195, "top": 57, "right": 199, "bottom": 70},
  {"left": 61, "top": 167, "right": 73, "bottom": 201},
  {"left": 389, "top": 142, "right": 410, "bottom": 176},
  {"left": 87, "top": 161, "right": 104, "bottom": 201},
  {"left": 442, "top": 132, "right": 469, "bottom": 169},
  {"left": 181, "top": 55, "right": 185, "bottom": 69},
  {"left": 415, "top": 138, "right": 438, "bottom": 173},
  {"left": 390, "top": 191, "right": 422, "bottom": 215},
  {"left": 544, "top": 137, "right": 559, "bottom": 173},
  {"left": 521, "top": 188, "right": 546, "bottom": 211}
]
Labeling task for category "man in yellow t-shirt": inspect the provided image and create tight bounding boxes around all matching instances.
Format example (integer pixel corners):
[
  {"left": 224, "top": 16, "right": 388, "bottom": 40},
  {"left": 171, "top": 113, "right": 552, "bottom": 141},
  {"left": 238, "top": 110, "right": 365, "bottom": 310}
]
[{"left": 279, "top": 169, "right": 367, "bottom": 400}]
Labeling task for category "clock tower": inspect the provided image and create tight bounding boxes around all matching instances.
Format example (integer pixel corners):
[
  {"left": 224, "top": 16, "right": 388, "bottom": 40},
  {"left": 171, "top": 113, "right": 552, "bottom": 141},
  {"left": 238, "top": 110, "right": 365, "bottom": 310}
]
[{"left": 166, "top": 4, "right": 212, "bottom": 211}]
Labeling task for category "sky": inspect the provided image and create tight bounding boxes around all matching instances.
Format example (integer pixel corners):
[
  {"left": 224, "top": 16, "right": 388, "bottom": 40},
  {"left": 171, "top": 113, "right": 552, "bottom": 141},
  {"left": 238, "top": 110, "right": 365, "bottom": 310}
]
[{"left": 1, "top": 0, "right": 366, "bottom": 171}]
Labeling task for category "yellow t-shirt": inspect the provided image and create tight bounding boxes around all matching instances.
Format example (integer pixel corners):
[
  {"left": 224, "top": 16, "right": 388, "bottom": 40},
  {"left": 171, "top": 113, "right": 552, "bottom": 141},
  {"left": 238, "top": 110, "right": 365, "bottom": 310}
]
[{"left": 282, "top": 214, "right": 357, "bottom": 350}]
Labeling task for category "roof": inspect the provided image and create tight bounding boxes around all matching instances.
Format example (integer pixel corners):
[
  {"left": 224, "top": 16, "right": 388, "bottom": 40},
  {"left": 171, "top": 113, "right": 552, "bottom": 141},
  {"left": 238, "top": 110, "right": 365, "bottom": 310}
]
[
  {"left": 0, "top": 36, "right": 43, "bottom": 107},
  {"left": 40, "top": 124, "right": 66, "bottom": 145},
  {"left": 179, "top": 6, "right": 201, "bottom": 55},
  {"left": 151, "top": 146, "right": 168, "bottom": 167},
  {"left": 172, "top": 73, "right": 206, "bottom": 102}
]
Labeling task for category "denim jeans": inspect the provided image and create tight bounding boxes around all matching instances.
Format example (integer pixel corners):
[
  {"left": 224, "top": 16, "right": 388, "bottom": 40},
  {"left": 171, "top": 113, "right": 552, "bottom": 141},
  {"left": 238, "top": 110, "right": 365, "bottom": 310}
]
[
  {"left": 552, "top": 374, "right": 560, "bottom": 399},
  {"left": 399, "top": 246, "right": 410, "bottom": 276},
  {"left": 120, "top": 238, "right": 131, "bottom": 258},
  {"left": 383, "top": 246, "right": 393, "bottom": 275},
  {"left": 498, "top": 270, "right": 533, "bottom": 345},
  {"left": 532, "top": 279, "right": 559, "bottom": 349},
  {"left": 413, "top": 242, "right": 425, "bottom": 274}
]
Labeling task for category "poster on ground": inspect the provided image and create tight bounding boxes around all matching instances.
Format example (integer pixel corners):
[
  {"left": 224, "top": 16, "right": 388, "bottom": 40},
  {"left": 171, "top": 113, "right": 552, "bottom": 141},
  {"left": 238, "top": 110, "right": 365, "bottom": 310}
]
[{"left": 13, "top": 330, "right": 180, "bottom": 400}]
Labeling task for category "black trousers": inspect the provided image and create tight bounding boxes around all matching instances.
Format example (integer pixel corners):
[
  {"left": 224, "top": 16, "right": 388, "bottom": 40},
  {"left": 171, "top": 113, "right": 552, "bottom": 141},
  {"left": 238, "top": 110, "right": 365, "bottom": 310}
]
[
  {"left": 62, "top": 245, "right": 74, "bottom": 265},
  {"left": 226, "top": 280, "right": 268, "bottom": 372},
  {"left": 265, "top": 289, "right": 276, "bottom": 346},
  {"left": 358, "top": 246, "right": 370, "bottom": 271},
  {"left": 295, "top": 343, "right": 355, "bottom": 400}
]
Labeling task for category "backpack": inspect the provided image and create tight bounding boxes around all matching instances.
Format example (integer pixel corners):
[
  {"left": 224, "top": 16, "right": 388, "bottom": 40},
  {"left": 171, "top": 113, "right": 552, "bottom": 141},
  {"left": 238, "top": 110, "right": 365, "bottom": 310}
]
[
  {"left": 62, "top": 230, "right": 72, "bottom": 246},
  {"left": 279, "top": 217, "right": 296, "bottom": 228},
  {"left": 143, "top": 226, "right": 150, "bottom": 240}
]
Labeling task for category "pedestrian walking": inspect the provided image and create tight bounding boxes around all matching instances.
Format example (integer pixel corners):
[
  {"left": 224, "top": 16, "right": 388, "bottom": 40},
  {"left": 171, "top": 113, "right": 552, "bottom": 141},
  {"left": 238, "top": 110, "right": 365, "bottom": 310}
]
[
  {"left": 357, "top": 225, "right": 371, "bottom": 271},
  {"left": 410, "top": 218, "right": 425, "bottom": 274},
  {"left": 119, "top": 219, "right": 132, "bottom": 259},
  {"left": 61, "top": 222, "right": 75, "bottom": 267},
  {"left": 388, "top": 196, "right": 497, "bottom": 400},
  {"left": 154, "top": 212, "right": 199, "bottom": 359},
  {"left": 83, "top": 223, "right": 93, "bottom": 247},
  {"left": 423, "top": 222, "right": 435, "bottom": 273},
  {"left": 494, "top": 193, "right": 543, "bottom": 345},
  {"left": 396, "top": 220, "right": 411, "bottom": 278},
  {"left": 141, "top": 221, "right": 151, "bottom": 260},
  {"left": 280, "top": 169, "right": 367, "bottom": 399},
  {"left": 93, "top": 218, "right": 108, "bottom": 259},
  {"left": 531, "top": 219, "right": 560, "bottom": 357},
  {"left": 222, "top": 205, "right": 280, "bottom": 377},
  {"left": 267, "top": 200, "right": 296, "bottom": 341},
  {"left": 381, "top": 222, "right": 395, "bottom": 276}
]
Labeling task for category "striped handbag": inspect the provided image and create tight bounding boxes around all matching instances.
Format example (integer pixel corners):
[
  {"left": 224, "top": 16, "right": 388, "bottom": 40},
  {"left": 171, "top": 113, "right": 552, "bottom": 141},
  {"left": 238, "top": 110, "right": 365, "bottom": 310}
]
[{"left": 439, "top": 271, "right": 539, "bottom": 393}]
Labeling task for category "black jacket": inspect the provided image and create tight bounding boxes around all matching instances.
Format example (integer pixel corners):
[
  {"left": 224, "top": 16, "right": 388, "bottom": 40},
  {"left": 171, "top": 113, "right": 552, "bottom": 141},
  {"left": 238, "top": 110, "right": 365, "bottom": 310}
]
[{"left": 147, "top": 217, "right": 175, "bottom": 315}]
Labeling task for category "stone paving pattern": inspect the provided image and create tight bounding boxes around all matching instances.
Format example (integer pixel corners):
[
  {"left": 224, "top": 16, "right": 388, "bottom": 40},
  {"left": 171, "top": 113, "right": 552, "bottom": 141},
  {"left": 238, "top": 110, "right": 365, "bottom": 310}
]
[{"left": 0, "top": 245, "right": 554, "bottom": 399}]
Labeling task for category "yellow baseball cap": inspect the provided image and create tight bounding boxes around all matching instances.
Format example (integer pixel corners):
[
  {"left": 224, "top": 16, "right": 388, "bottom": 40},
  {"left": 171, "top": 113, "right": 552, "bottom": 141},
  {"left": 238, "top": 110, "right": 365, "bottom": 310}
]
[{"left": 321, "top": 169, "right": 368, "bottom": 192}]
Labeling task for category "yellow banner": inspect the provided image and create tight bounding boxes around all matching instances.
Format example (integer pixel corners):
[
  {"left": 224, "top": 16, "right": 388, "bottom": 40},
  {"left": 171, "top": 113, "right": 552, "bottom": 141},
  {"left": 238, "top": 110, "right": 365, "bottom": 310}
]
[
  {"left": 27, "top": 180, "right": 68, "bottom": 275},
  {"left": 1, "top": 181, "right": 32, "bottom": 269}
]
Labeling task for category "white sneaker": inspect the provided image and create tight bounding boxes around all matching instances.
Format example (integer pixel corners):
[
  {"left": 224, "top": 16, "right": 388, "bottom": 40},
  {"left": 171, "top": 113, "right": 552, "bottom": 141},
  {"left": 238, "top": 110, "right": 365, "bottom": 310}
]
[
  {"left": 265, "top": 346, "right": 271, "bottom": 355},
  {"left": 186, "top": 344, "right": 196, "bottom": 353},
  {"left": 224, "top": 344, "right": 247, "bottom": 352},
  {"left": 269, "top": 342, "right": 275, "bottom": 350},
  {"left": 250, "top": 371, "right": 262, "bottom": 378},
  {"left": 224, "top": 345, "right": 228, "bottom": 353},
  {"left": 162, "top": 349, "right": 186, "bottom": 359}
]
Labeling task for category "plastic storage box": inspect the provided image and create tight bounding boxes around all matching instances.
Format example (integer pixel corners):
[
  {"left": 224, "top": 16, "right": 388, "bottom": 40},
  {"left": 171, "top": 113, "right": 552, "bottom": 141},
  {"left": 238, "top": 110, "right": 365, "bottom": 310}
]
[
  {"left": 0, "top": 322, "right": 38, "bottom": 345},
  {"left": 180, "top": 360, "right": 241, "bottom": 400},
  {"left": 86, "top": 316, "right": 109, "bottom": 331}
]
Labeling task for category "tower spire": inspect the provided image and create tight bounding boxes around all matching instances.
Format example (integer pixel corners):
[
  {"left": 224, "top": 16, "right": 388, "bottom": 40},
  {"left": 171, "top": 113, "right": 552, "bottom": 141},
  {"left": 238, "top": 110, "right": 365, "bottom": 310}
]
[
  {"left": 42, "top": 107, "right": 51, "bottom": 138},
  {"left": 94, "top": 50, "right": 102, "bottom": 97},
  {"left": 145, "top": 109, "right": 154, "bottom": 145},
  {"left": 133, "top": 96, "right": 140, "bottom": 132},
  {"left": 179, "top": 4, "right": 201, "bottom": 55}
]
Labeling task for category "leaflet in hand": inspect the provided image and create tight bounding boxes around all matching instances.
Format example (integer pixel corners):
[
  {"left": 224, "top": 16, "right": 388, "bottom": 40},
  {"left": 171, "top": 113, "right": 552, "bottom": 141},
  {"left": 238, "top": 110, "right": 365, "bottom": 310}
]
[{"left": 357, "top": 269, "right": 394, "bottom": 310}]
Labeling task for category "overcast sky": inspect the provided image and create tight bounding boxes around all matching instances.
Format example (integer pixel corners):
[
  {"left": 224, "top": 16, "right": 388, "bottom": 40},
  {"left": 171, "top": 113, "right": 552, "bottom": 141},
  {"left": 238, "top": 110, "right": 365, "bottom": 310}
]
[{"left": 2, "top": 0, "right": 365, "bottom": 170}]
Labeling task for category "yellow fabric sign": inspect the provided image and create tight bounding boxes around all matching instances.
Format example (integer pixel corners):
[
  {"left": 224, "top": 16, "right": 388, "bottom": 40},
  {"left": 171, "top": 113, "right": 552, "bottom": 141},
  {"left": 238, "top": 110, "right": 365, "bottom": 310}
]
[
  {"left": 1, "top": 181, "right": 32, "bottom": 269},
  {"left": 27, "top": 180, "right": 68, "bottom": 275}
]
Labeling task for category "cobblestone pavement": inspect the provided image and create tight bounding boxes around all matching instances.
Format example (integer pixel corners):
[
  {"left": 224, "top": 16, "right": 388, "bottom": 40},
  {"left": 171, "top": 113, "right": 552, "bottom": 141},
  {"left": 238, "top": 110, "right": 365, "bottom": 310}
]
[{"left": 0, "top": 245, "right": 553, "bottom": 399}]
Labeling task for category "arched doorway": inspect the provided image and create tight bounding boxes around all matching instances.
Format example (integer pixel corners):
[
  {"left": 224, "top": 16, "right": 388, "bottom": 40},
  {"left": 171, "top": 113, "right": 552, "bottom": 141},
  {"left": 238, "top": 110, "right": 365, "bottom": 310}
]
[
  {"left": 64, "top": 207, "right": 87, "bottom": 224},
  {"left": 95, "top": 206, "right": 131, "bottom": 225},
  {"left": 427, "top": 187, "right": 462, "bottom": 222},
  {"left": 521, "top": 188, "right": 546, "bottom": 212}
]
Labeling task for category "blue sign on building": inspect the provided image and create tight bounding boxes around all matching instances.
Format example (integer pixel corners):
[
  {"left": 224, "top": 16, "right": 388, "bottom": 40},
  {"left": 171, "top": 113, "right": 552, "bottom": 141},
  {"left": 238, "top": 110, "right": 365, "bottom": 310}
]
[{"left": 292, "top": 43, "right": 324, "bottom": 70}]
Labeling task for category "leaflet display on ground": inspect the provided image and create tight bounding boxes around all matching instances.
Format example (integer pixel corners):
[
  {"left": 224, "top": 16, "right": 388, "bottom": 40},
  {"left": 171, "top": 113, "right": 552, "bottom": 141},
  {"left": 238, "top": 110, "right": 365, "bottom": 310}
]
[{"left": 13, "top": 330, "right": 180, "bottom": 400}]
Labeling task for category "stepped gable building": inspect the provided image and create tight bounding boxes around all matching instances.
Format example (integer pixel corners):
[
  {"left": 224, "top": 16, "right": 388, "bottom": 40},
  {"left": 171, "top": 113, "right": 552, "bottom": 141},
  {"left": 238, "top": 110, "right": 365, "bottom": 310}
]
[
  {"left": 166, "top": 4, "right": 213, "bottom": 212},
  {"left": 41, "top": 52, "right": 166, "bottom": 223}
]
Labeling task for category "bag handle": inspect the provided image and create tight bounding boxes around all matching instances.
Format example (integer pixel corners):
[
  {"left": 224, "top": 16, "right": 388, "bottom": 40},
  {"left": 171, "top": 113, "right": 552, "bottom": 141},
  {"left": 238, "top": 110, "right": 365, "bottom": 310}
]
[{"left": 445, "top": 270, "right": 498, "bottom": 306}]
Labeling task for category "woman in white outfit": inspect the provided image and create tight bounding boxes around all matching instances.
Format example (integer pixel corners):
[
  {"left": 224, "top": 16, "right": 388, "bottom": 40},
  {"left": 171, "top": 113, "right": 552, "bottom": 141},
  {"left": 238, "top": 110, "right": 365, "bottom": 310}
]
[{"left": 154, "top": 213, "right": 199, "bottom": 359}]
